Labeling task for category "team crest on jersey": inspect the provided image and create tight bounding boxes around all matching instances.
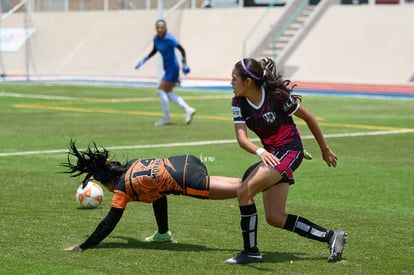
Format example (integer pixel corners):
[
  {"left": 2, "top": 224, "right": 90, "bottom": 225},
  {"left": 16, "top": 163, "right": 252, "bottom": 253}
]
[
  {"left": 263, "top": 112, "right": 276, "bottom": 124},
  {"left": 232, "top": 106, "right": 242, "bottom": 118}
]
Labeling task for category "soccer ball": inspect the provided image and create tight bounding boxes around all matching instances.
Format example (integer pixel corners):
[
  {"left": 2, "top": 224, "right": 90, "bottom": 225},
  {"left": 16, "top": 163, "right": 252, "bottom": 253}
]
[{"left": 76, "top": 181, "right": 104, "bottom": 209}]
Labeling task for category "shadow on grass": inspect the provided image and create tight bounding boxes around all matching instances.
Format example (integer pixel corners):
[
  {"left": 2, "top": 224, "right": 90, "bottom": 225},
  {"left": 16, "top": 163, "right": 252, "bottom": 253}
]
[
  {"left": 262, "top": 251, "right": 325, "bottom": 263},
  {"left": 96, "top": 236, "right": 325, "bottom": 263},
  {"left": 96, "top": 235, "right": 232, "bottom": 252},
  {"left": 219, "top": 252, "right": 327, "bottom": 272}
]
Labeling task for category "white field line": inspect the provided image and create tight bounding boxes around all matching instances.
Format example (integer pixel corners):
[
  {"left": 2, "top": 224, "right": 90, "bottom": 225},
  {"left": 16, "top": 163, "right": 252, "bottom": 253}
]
[
  {"left": 0, "top": 129, "right": 413, "bottom": 157},
  {"left": 0, "top": 91, "right": 230, "bottom": 102},
  {"left": 0, "top": 91, "right": 93, "bottom": 101}
]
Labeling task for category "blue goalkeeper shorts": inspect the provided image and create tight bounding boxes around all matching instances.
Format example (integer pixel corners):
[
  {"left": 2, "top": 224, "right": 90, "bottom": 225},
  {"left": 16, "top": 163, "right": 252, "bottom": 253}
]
[{"left": 162, "top": 65, "right": 180, "bottom": 83}]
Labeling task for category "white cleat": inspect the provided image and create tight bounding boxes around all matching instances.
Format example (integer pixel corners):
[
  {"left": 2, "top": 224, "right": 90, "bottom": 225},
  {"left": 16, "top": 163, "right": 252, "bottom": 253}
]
[
  {"left": 185, "top": 108, "right": 196, "bottom": 125},
  {"left": 328, "top": 230, "right": 347, "bottom": 262},
  {"left": 154, "top": 118, "right": 172, "bottom": 126},
  {"left": 303, "top": 149, "right": 313, "bottom": 160}
]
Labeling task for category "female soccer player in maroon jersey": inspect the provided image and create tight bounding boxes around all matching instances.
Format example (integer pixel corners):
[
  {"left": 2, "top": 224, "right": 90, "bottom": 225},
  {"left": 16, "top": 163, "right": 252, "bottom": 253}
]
[
  {"left": 224, "top": 57, "right": 346, "bottom": 264},
  {"left": 62, "top": 140, "right": 240, "bottom": 251}
]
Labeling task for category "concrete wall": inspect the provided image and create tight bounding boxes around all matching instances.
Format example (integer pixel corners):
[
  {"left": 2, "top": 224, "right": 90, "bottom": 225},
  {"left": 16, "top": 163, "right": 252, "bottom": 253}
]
[
  {"left": 1, "top": 5, "right": 413, "bottom": 85},
  {"left": 285, "top": 5, "right": 414, "bottom": 84},
  {"left": 1, "top": 7, "right": 281, "bottom": 81}
]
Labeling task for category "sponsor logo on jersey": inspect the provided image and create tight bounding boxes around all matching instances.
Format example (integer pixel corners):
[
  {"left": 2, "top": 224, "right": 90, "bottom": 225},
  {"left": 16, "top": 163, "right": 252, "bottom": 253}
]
[{"left": 232, "top": 106, "right": 242, "bottom": 118}]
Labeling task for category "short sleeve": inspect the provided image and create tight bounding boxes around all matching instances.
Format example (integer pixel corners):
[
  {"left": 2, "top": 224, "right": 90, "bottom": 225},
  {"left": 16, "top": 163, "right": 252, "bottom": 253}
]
[
  {"left": 167, "top": 33, "right": 180, "bottom": 47},
  {"left": 231, "top": 97, "right": 245, "bottom": 124},
  {"left": 283, "top": 95, "right": 300, "bottom": 116}
]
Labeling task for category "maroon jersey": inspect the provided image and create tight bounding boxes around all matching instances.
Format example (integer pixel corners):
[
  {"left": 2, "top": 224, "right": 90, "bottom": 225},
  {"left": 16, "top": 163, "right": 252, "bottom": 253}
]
[{"left": 232, "top": 87, "right": 303, "bottom": 152}]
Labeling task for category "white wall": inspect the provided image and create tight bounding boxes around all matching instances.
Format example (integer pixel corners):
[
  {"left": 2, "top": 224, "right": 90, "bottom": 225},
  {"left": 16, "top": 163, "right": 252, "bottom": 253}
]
[
  {"left": 1, "top": 5, "right": 413, "bottom": 84},
  {"left": 1, "top": 8, "right": 281, "bottom": 81},
  {"left": 285, "top": 5, "right": 414, "bottom": 84}
]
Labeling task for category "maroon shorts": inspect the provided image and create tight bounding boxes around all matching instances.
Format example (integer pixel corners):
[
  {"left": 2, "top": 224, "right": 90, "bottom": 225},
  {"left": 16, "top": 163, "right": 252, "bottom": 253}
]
[
  {"left": 273, "top": 149, "right": 303, "bottom": 185},
  {"left": 242, "top": 149, "right": 304, "bottom": 185}
]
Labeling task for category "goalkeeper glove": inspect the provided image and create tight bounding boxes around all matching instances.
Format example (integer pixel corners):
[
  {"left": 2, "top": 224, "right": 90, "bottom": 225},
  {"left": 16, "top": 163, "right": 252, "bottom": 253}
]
[
  {"left": 135, "top": 61, "right": 145, "bottom": 70},
  {"left": 182, "top": 65, "right": 190, "bottom": 75},
  {"left": 135, "top": 56, "right": 149, "bottom": 70}
]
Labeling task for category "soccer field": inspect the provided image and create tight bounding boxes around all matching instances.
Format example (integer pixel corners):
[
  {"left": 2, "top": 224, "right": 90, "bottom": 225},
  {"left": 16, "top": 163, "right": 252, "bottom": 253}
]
[{"left": 0, "top": 82, "right": 413, "bottom": 274}]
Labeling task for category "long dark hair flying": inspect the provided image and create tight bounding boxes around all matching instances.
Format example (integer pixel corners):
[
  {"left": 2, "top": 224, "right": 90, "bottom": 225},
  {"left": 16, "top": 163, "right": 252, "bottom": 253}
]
[
  {"left": 62, "top": 140, "right": 127, "bottom": 188},
  {"left": 235, "top": 57, "right": 302, "bottom": 102}
]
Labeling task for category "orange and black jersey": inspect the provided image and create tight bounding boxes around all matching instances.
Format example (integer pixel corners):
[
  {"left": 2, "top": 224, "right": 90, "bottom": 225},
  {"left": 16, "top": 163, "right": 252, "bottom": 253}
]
[
  {"left": 80, "top": 154, "right": 210, "bottom": 249},
  {"left": 112, "top": 154, "right": 211, "bottom": 208}
]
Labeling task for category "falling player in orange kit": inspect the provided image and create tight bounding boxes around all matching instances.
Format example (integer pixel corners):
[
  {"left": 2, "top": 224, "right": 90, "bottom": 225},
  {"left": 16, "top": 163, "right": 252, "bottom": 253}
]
[{"left": 62, "top": 140, "right": 241, "bottom": 251}]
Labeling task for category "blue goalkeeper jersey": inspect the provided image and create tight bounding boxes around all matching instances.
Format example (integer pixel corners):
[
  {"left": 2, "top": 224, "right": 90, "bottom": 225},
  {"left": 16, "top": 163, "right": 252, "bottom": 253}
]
[{"left": 154, "top": 33, "right": 180, "bottom": 71}]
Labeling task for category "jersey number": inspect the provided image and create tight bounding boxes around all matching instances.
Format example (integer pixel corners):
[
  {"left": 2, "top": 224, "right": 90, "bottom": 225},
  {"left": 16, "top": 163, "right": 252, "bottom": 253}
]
[
  {"left": 132, "top": 159, "right": 158, "bottom": 179},
  {"left": 132, "top": 169, "right": 152, "bottom": 178}
]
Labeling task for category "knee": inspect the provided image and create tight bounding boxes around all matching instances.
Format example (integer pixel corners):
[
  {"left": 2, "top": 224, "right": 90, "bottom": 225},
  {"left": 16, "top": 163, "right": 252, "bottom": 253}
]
[
  {"left": 236, "top": 185, "right": 252, "bottom": 204},
  {"left": 265, "top": 213, "right": 286, "bottom": 228}
]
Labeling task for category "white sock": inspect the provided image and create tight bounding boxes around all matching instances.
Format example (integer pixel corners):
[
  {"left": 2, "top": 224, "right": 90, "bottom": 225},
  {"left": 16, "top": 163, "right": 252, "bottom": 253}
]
[
  {"left": 167, "top": 92, "right": 191, "bottom": 112},
  {"left": 157, "top": 90, "right": 170, "bottom": 119}
]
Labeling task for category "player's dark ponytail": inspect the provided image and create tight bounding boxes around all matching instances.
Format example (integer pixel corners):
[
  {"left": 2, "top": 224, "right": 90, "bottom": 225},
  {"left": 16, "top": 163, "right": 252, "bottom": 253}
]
[
  {"left": 62, "top": 140, "right": 127, "bottom": 188},
  {"left": 259, "top": 57, "right": 301, "bottom": 102}
]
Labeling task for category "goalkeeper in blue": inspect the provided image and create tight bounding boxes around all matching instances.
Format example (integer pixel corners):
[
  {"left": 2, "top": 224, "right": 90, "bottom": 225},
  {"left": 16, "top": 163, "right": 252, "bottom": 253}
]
[{"left": 135, "top": 19, "right": 195, "bottom": 126}]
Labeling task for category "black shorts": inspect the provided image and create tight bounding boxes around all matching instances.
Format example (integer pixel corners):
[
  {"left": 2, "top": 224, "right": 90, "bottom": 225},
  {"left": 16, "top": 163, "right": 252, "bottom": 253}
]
[{"left": 166, "top": 155, "right": 210, "bottom": 199}]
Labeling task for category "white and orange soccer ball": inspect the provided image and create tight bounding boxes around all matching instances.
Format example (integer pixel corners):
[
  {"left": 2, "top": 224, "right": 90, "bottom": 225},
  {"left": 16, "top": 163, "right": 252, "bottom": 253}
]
[{"left": 76, "top": 181, "right": 104, "bottom": 209}]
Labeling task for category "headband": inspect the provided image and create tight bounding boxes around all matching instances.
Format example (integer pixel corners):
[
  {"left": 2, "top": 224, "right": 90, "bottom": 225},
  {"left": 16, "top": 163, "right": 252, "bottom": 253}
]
[
  {"left": 156, "top": 19, "right": 167, "bottom": 26},
  {"left": 241, "top": 59, "right": 261, "bottom": 81}
]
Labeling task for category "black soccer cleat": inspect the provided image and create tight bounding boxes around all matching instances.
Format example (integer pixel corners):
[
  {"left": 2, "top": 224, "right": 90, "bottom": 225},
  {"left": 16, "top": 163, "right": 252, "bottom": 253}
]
[
  {"left": 223, "top": 250, "right": 263, "bottom": 264},
  {"left": 327, "top": 230, "right": 347, "bottom": 262}
]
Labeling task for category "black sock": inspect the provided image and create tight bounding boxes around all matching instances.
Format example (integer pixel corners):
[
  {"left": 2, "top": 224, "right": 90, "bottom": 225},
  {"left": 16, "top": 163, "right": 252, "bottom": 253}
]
[
  {"left": 152, "top": 196, "right": 169, "bottom": 234},
  {"left": 240, "top": 204, "right": 258, "bottom": 252},
  {"left": 283, "top": 214, "right": 329, "bottom": 242}
]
